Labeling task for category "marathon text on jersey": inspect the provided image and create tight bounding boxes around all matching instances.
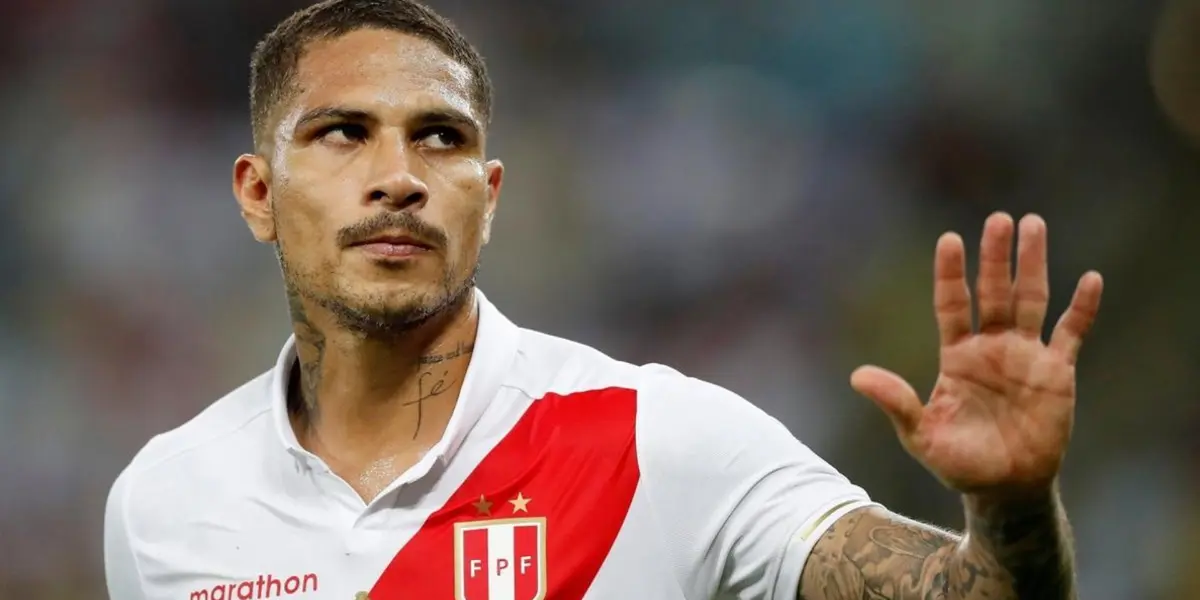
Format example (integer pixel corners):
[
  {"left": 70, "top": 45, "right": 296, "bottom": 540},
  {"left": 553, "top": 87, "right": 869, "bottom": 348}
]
[{"left": 188, "top": 573, "right": 318, "bottom": 600}]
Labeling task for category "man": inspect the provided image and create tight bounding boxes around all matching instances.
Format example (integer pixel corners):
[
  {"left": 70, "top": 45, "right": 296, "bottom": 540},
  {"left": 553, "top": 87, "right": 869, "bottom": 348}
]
[{"left": 103, "top": 1, "right": 1103, "bottom": 599}]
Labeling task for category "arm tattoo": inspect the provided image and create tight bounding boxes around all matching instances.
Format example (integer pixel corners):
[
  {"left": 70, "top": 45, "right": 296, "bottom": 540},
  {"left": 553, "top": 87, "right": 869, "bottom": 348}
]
[
  {"left": 286, "top": 287, "right": 326, "bottom": 423},
  {"left": 798, "top": 500, "right": 1075, "bottom": 600},
  {"left": 799, "top": 508, "right": 960, "bottom": 599},
  {"left": 964, "top": 493, "right": 1075, "bottom": 600}
]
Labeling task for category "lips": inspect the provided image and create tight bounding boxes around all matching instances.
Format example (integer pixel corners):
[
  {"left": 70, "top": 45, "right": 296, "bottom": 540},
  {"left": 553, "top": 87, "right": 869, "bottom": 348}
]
[{"left": 350, "top": 234, "right": 433, "bottom": 250}]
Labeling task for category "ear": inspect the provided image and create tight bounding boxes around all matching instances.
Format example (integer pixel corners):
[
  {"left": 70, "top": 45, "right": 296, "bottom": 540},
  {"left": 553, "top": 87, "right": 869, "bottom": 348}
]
[
  {"left": 481, "top": 159, "right": 504, "bottom": 245},
  {"left": 232, "top": 154, "right": 277, "bottom": 243}
]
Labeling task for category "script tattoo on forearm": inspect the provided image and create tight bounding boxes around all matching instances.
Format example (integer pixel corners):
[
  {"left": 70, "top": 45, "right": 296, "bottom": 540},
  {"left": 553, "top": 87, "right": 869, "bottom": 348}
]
[
  {"left": 798, "top": 504, "right": 1075, "bottom": 600},
  {"left": 286, "top": 287, "right": 326, "bottom": 423}
]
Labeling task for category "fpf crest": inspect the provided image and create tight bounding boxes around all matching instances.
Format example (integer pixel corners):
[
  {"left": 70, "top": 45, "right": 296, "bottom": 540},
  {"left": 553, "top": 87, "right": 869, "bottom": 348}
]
[{"left": 453, "top": 513, "right": 547, "bottom": 600}]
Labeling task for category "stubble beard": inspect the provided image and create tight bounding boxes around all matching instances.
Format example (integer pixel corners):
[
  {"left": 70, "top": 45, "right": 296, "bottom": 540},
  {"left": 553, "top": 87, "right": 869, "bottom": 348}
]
[{"left": 278, "top": 245, "right": 479, "bottom": 340}]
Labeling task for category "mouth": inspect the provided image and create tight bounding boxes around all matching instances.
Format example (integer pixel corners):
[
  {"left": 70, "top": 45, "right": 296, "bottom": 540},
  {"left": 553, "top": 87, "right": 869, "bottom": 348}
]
[{"left": 349, "top": 233, "right": 434, "bottom": 258}]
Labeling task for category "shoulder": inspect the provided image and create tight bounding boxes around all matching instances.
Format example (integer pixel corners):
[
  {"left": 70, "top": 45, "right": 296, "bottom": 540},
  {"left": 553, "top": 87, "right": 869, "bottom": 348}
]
[
  {"left": 633, "top": 365, "right": 833, "bottom": 486},
  {"left": 107, "top": 368, "right": 278, "bottom": 537},
  {"left": 507, "top": 327, "right": 646, "bottom": 396},
  {"left": 636, "top": 363, "right": 783, "bottom": 431},
  {"left": 507, "top": 327, "right": 804, "bottom": 470},
  {"left": 505, "top": 333, "right": 874, "bottom": 598},
  {"left": 122, "top": 368, "right": 276, "bottom": 479}
]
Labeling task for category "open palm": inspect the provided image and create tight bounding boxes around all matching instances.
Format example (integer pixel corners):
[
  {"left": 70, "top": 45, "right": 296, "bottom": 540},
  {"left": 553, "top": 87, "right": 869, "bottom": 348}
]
[{"left": 851, "top": 213, "right": 1103, "bottom": 496}]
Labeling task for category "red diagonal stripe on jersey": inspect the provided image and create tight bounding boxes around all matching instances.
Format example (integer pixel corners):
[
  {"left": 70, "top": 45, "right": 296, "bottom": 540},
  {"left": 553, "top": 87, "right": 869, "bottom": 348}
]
[{"left": 369, "top": 387, "right": 640, "bottom": 600}]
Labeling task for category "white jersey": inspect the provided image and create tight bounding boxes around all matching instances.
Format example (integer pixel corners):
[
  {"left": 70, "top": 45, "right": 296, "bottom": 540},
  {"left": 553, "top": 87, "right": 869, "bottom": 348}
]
[{"left": 104, "top": 290, "right": 874, "bottom": 600}]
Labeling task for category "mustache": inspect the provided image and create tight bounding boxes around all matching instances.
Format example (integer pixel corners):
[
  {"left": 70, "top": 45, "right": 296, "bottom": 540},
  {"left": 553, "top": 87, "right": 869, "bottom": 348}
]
[{"left": 337, "top": 212, "right": 448, "bottom": 249}]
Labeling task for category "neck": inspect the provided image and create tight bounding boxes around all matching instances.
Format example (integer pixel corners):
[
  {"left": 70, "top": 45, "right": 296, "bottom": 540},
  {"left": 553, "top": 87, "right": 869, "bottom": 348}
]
[{"left": 286, "top": 290, "right": 479, "bottom": 459}]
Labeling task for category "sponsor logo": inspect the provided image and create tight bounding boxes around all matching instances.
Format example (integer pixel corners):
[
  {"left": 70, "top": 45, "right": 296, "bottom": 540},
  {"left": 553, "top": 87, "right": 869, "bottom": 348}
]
[{"left": 188, "top": 573, "right": 318, "bottom": 600}]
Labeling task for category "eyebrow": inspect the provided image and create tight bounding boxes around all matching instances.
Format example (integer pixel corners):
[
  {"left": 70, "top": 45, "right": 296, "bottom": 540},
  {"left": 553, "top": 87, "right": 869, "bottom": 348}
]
[
  {"left": 293, "top": 107, "right": 373, "bottom": 133},
  {"left": 292, "top": 106, "right": 481, "bottom": 136},
  {"left": 411, "top": 108, "right": 481, "bottom": 136}
]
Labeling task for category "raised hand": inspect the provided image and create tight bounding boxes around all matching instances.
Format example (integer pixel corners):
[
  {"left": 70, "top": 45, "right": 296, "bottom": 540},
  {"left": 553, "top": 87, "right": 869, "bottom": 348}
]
[{"left": 850, "top": 212, "right": 1103, "bottom": 498}]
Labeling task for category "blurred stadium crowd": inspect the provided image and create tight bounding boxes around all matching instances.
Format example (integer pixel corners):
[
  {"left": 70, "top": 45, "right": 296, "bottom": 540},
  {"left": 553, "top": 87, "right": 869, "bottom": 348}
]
[{"left": 0, "top": 0, "right": 1198, "bottom": 597}]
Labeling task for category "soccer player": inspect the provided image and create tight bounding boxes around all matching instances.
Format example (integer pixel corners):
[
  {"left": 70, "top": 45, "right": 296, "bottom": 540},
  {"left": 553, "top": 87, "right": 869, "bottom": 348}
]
[{"left": 103, "top": 1, "right": 1103, "bottom": 599}]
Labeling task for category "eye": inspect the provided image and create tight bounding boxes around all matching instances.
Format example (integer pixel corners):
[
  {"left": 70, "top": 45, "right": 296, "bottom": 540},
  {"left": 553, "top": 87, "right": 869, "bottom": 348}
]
[
  {"left": 417, "top": 126, "right": 465, "bottom": 150},
  {"left": 317, "top": 123, "right": 367, "bottom": 145}
]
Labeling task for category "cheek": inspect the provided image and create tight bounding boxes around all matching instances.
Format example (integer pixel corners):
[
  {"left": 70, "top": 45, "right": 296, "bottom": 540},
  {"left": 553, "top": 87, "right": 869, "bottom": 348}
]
[
  {"left": 274, "top": 152, "right": 356, "bottom": 233},
  {"left": 436, "top": 158, "right": 486, "bottom": 196},
  {"left": 433, "top": 162, "right": 490, "bottom": 248},
  {"left": 274, "top": 186, "right": 340, "bottom": 264},
  {"left": 450, "top": 192, "right": 489, "bottom": 250}
]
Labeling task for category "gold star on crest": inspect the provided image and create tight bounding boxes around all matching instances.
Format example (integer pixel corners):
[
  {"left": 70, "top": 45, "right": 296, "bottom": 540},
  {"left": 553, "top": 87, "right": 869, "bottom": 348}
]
[
  {"left": 471, "top": 495, "right": 493, "bottom": 516},
  {"left": 354, "top": 593, "right": 371, "bottom": 600},
  {"left": 508, "top": 492, "right": 531, "bottom": 514}
]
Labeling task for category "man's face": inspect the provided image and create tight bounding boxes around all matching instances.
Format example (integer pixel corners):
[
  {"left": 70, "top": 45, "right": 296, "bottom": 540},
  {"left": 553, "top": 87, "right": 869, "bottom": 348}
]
[{"left": 236, "top": 28, "right": 502, "bottom": 334}]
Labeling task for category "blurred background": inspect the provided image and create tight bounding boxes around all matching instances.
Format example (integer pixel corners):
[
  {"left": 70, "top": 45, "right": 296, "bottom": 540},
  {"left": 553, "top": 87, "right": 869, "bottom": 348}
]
[{"left": 1, "top": 0, "right": 1198, "bottom": 597}]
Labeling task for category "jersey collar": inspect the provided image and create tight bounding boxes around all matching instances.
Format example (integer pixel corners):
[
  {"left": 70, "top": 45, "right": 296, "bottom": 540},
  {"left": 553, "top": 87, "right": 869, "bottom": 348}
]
[{"left": 268, "top": 288, "right": 519, "bottom": 469}]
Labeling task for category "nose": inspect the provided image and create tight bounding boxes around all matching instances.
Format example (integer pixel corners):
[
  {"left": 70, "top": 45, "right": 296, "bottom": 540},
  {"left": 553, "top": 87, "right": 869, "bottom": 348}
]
[{"left": 365, "top": 136, "right": 430, "bottom": 210}]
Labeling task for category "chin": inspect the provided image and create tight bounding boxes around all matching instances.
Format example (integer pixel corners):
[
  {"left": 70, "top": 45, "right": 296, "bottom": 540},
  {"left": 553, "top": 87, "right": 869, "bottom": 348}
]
[
  {"left": 325, "top": 298, "right": 438, "bottom": 336},
  {"left": 327, "top": 281, "right": 473, "bottom": 337}
]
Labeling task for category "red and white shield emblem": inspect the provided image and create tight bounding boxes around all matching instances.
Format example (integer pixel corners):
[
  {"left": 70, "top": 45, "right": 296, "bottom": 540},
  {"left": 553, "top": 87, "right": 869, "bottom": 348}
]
[{"left": 454, "top": 517, "right": 546, "bottom": 600}]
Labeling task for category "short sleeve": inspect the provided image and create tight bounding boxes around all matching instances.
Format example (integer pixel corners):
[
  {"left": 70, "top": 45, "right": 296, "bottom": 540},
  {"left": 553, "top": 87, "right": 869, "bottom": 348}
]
[
  {"left": 637, "top": 369, "right": 877, "bottom": 600},
  {"left": 105, "top": 467, "right": 149, "bottom": 600}
]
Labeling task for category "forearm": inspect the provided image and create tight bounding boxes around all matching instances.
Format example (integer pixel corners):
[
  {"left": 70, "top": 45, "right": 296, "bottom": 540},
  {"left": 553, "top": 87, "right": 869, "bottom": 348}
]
[
  {"left": 955, "top": 488, "right": 1076, "bottom": 599},
  {"left": 799, "top": 493, "right": 1076, "bottom": 600}
]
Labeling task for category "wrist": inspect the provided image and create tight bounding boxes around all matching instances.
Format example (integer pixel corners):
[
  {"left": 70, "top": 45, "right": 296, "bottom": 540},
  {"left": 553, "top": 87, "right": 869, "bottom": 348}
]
[
  {"left": 957, "top": 482, "right": 1077, "bottom": 599},
  {"left": 962, "top": 483, "right": 1064, "bottom": 556},
  {"left": 964, "top": 481, "right": 1059, "bottom": 517}
]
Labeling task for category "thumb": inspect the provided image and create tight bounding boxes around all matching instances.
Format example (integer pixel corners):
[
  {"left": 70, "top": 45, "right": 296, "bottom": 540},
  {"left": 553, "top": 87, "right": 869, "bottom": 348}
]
[{"left": 850, "top": 365, "right": 923, "bottom": 438}]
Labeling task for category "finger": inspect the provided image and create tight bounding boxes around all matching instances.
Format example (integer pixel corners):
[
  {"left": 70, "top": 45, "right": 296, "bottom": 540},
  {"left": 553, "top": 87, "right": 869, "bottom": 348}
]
[
  {"left": 1013, "top": 214, "right": 1050, "bottom": 337},
  {"left": 934, "top": 232, "right": 972, "bottom": 345},
  {"left": 851, "top": 365, "right": 923, "bottom": 438},
  {"left": 1049, "top": 271, "right": 1104, "bottom": 364},
  {"left": 976, "top": 212, "right": 1016, "bottom": 332}
]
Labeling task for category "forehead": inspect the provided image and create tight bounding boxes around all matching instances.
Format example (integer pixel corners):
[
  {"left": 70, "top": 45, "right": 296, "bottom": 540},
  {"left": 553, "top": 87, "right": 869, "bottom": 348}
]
[{"left": 290, "top": 28, "right": 476, "bottom": 121}]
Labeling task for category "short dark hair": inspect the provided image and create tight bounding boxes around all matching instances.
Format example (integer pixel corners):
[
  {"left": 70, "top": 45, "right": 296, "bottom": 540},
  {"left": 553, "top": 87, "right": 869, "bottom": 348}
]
[{"left": 248, "top": 0, "right": 492, "bottom": 152}]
